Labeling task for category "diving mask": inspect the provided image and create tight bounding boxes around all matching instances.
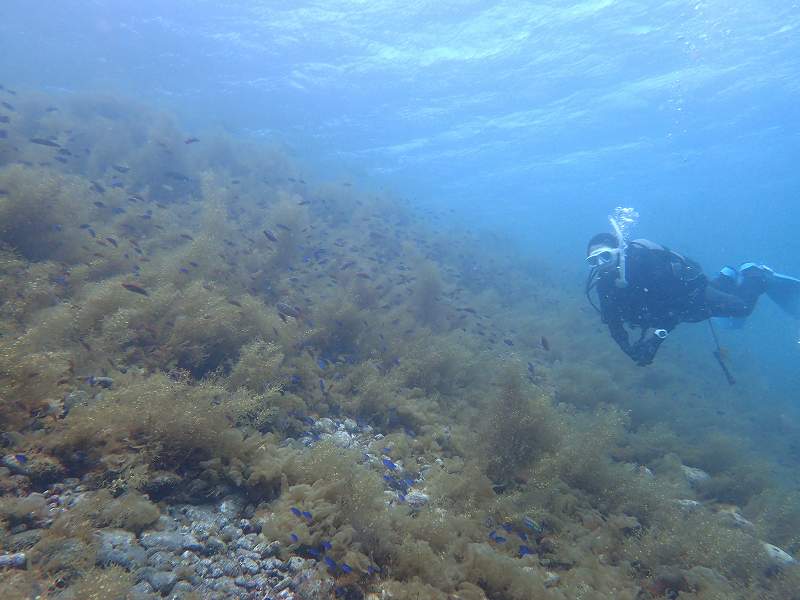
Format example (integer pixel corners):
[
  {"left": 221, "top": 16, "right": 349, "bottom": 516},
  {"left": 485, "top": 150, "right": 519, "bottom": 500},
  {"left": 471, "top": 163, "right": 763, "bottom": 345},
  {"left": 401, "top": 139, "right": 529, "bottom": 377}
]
[{"left": 586, "top": 247, "right": 618, "bottom": 268}]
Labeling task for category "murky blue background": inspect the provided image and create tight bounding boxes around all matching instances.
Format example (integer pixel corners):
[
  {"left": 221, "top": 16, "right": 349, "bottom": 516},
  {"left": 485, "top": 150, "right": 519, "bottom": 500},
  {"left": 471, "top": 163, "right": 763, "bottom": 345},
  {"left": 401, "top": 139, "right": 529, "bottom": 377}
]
[{"left": 2, "top": 0, "right": 798, "bottom": 396}]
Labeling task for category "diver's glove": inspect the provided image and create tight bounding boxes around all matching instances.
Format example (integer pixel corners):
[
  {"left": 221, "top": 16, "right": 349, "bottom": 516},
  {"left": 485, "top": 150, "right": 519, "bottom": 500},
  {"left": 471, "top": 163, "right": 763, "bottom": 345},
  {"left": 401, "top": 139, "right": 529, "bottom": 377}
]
[{"left": 630, "top": 335, "right": 662, "bottom": 366}]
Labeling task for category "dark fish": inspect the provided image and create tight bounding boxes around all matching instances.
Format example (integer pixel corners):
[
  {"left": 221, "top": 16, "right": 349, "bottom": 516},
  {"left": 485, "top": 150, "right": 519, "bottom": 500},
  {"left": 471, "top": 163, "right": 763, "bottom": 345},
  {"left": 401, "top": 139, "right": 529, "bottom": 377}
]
[
  {"left": 2, "top": 101, "right": 15, "bottom": 111},
  {"left": 57, "top": 148, "right": 72, "bottom": 156},
  {"left": 503, "top": 339, "right": 513, "bottom": 346},
  {"left": 91, "top": 181, "right": 106, "bottom": 194},
  {"left": 0, "top": 130, "right": 6, "bottom": 139},
  {"left": 541, "top": 336, "right": 550, "bottom": 351},
  {"left": 290, "top": 533, "right": 299, "bottom": 543},
  {"left": 121, "top": 282, "right": 149, "bottom": 296},
  {"left": 519, "top": 545, "right": 534, "bottom": 557},
  {"left": 179, "top": 233, "right": 194, "bottom": 241},
  {"left": 0, "top": 115, "right": 8, "bottom": 123},
  {"left": 276, "top": 223, "right": 290, "bottom": 231},
  {"left": 105, "top": 237, "right": 118, "bottom": 248},
  {"left": 45, "top": 106, "right": 58, "bottom": 112},
  {"left": 382, "top": 458, "right": 398, "bottom": 471},
  {"left": 87, "top": 228, "right": 97, "bottom": 238},
  {"left": 298, "top": 200, "right": 310, "bottom": 206},
  {"left": 93, "top": 201, "right": 106, "bottom": 208},
  {"left": 30, "top": 137, "right": 60, "bottom": 147},
  {"left": 184, "top": 137, "right": 199, "bottom": 144},
  {"left": 179, "top": 267, "right": 189, "bottom": 274},
  {"left": 112, "top": 165, "right": 130, "bottom": 173},
  {"left": 227, "top": 299, "right": 242, "bottom": 308},
  {"left": 356, "top": 272, "right": 371, "bottom": 279},
  {"left": 111, "top": 207, "right": 126, "bottom": 215},
  {"left": 302, "top": 510, "right": 313, "bottom": 521},
  {"left": 189, "top": 261, "right": 199, "bottom": 267},
  {"left": 319, "top": 378, "right": 326, "bottom": 394},
  {"left": 262, "top": 229, "right": 278, "bottom": 242}
]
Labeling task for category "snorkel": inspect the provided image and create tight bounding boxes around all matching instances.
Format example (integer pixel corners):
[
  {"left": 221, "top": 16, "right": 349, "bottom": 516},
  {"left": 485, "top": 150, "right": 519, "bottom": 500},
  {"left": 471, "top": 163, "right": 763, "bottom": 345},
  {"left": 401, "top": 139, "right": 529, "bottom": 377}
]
[{"left": 609, "top": 214, "right": 628, "bottom": 288}]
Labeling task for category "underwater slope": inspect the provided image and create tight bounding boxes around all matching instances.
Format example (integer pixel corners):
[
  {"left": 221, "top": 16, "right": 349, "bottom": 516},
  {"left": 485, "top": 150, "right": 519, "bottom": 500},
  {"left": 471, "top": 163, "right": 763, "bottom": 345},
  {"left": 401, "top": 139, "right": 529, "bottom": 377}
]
[{"left": 0, "top": 88, "right": 798, "bottom": 599}]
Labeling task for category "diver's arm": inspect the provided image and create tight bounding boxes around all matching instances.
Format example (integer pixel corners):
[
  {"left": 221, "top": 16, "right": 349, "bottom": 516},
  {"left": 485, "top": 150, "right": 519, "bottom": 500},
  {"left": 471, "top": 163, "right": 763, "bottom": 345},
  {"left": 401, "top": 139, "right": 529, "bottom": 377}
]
[{"left": 606, "top": 319, "right": 634, "bottom": 358}]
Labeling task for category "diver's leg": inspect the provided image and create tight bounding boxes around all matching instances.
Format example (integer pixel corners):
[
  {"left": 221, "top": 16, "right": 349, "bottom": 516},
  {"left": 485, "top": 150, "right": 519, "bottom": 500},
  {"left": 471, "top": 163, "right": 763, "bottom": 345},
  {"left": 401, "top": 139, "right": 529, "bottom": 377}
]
[
  {"left": 706, "top": 265, "right": 770, "bottom": 318},
  {"left": 705, "top": 278, "right": 757, "bottom": 318}
]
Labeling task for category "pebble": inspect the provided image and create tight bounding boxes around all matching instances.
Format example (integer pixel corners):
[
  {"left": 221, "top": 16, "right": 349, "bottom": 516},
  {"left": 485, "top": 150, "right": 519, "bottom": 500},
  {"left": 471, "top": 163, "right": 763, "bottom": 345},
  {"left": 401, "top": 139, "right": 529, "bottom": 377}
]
[
  {"left": 143, "top": 568, "right": 177, "bottom": 594},
  {"left": 0, "top": 552, "right": 27, "bottom": 569}
]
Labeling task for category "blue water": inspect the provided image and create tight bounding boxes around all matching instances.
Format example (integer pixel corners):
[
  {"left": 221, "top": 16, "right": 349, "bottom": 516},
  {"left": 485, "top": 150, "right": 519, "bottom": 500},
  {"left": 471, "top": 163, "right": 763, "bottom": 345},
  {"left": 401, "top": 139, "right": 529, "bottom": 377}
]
[{"left": 3, "top": 0, "right": 798, "bottom": 390}]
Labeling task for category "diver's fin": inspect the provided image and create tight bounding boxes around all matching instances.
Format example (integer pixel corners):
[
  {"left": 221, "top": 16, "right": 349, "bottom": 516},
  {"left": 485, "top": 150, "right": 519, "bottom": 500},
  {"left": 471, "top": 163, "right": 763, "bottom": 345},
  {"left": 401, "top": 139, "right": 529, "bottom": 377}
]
[{"left": 765, "top": 272, "right": 800, "bottom": 317}]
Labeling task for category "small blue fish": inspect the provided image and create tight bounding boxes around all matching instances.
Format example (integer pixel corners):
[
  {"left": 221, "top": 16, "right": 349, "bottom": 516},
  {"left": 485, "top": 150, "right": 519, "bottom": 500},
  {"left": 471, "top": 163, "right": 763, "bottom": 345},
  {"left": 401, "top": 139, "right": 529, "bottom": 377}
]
[
  {"left": 382, "top": 458, "right": 397, "bottom": 471},
  {"left": 502, "top": 523, "right": 514, "bottom": 533},
  {"left": 516, "top": 531, "right": 529, "bottom": 542},
  {"left": 321, "top": 540, "right": 332, "bottom": 551},
  {"left": 324, "top": 556, "right": 337, "bottom": 570},
  {"left": 290, "top": 507, "right": 302, "bottom": 517},
  {"left": 14, "top": 454, "right": 27, "bottom": 464},
  {"left": 519, "top": 545, "right": 534, "bottom": 557},
  {"left": 317, "top": 358, "right": 327, "bottom": 369},
  {"left": 382, "top": 446, "right": 391, "bottom": 454},
  {"left": 341, "top": 563, "right": 353, "bottom": 574},
  {"left": 307, "top": 547, "right": 320, "bottom": 558},
  {"left": 494, "top": 536, "right": 507, "bottom": 544},
  {"left": 367, "top": 565, "right": 380, "bottom": 575},
  {"left": 488, "top": 530, "right": 497, "bottom": 540},
  {"left": 179, "top": 267, "right": 189, "bottom": 274},
  {"left": 291, "top": 375, "right": 302, "bottom": 385},
  {"left": 383, "top": 474, "right": 395, "bottom": 484},
  {"left": 319, "top": 378, "right": 326, "bottom": 393},
  {"left": 302, "top": 510, "right": 313, "bottom": 521},
  {"left": 290, "top": 533, "right": 299, "bottom": 543}
]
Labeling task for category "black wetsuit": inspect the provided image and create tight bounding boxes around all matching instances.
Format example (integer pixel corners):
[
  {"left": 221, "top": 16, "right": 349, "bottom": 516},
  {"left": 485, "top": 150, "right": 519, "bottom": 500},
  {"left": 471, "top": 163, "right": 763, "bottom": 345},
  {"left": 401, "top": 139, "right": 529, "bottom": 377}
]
[{"left": 591, "top": 239, "right": 765, "bottom": 365}]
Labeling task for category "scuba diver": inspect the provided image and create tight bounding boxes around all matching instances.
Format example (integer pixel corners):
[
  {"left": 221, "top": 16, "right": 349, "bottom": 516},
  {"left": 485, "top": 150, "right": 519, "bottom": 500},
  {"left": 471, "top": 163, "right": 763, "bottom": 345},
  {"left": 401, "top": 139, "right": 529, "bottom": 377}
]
[{"left": 585, "top": 231, "right": 800, "bottom": 366}]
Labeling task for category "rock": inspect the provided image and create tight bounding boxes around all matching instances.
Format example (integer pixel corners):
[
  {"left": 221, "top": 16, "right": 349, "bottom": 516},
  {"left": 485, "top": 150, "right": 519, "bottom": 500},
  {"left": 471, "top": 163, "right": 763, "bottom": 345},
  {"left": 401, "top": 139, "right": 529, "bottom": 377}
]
[
  {"left": 275, "top": 576, "right": 293, "bottom": 591},
  {"left": 96, "top": 529, "right": 147, "bottom": 569},
  {"left": 681, "top": 465, "right": 711, "bottom": 487},
  {"left": 143, "top": 568, "right": 177, "bottom": 594},
  {"left": 2, "top": 454, "right": 30, "bottom": 476},
  {"left": 343, "top": 418, "right": 358, "bottom": 432},
  {"left": 313, "top": 418, "right": 336, "bottom": 434},
  {"left": 405, "top": 489, "right": 430, "bottom": 509},
  {"left": 218, "top": 557, "right": 241, "bottom": 577},
  {"left": 0, "top": 552, "right": 27, "bottom": 569},
  {"left": 544, "top": 571, "right": 560, "bottom": 588},
  {"left": 8, "top": 529, "right": 42, "bottom": 552},
  {"left": 218, "top": 497, "right": 244, "bottom": 519},
  {"left": 204, "top": 536, "right": 226, "bottom": 555},
  {"left": 330, "top": 430, "right": 352, "bottom": 448},
  {"left": 235, "top": 534, "right": 257, "bottom": 551},
  {"left": 147, "top": 550, "right": 177, "bottom": 571},
  {"left": 219, "top": 524, "right": 243, "bottom": 541},
  {"left": 293, "top": 568, "right": 336, "bottom": 599},
  {"left": 142, "top": 471, "right": 182, "bottom": 500},
  {"left": 240, "top": 556, "right": 260, "bottom": 575},
  {"left": 675, "top": 499, "right": 702, "bottom": 511},
  {"left": 286, "top": 556, "right": 307, "bottom": 572},
  {"left": 140, "top": 531, "right": 202, "bottom": 553},
  {"left": 64, "top": 390, "right": 90, "bottom": 413},
  {"left": 763, "top": 542, "right": 797, "bottom": 567},
  {"left": 262, "top": 557, "right": 286, "bottom": 572},
  {"left": 128, "top": 580, "right": 155, "bottom": 600},
  {"left": 715, "top": 505, "right": 754, "bottom": 529}
]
